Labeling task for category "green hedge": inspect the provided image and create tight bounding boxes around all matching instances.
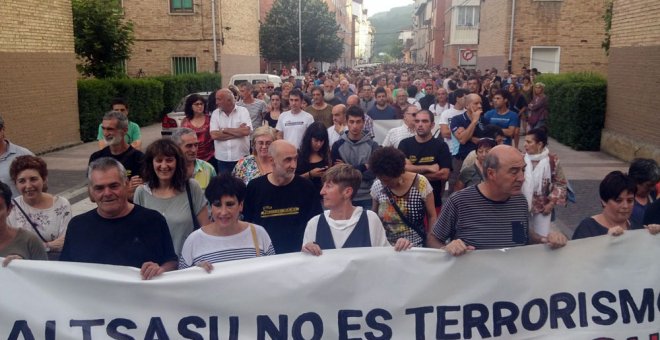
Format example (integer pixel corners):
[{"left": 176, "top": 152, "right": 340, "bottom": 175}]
[
  {"left": 536, "top": 72, "right": 607, "bottom": 151},
  {"left": 77, "top": 73, "right": 221, "bottom": 142},
  {"left": 152, "top": 73, "right": 222, "bottom": 114},
  {"left": 77, "top": 79, "right": 118, "bottom": 142},
  {"left": 107, "top": 78, "right": 164, "bottom": 127}
]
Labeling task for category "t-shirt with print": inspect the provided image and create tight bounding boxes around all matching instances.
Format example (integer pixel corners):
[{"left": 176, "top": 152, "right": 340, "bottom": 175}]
[
  {"left": 398, "top": 136, "right": 452, "bottom": 206},
  {"left": 243, "top": 175, "right": 322, "bottom": 254},
  {"left": 276, "top": 110, "right": 314, "bottom": 149}
]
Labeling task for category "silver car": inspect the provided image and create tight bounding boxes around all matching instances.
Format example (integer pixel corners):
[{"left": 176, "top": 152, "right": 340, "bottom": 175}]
[{"left": 161, "top": 91, "right": 212, "bottom": 136}]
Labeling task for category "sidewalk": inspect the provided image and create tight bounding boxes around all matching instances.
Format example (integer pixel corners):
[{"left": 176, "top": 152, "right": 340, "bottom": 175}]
[
  {"left": 44, "top": 127, "right": 629, "bottom": 236},
  {"left": 523, "top": 138, "right": 629, "bottom": 236}
]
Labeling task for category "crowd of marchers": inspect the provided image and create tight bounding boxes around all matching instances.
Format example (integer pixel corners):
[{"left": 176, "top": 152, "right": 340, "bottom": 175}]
[{"left": 1, "top": 64, "right": 659, "bottom": 280}]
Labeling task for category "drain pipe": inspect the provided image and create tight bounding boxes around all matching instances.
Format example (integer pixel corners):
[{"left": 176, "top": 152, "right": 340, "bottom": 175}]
[
  {"left": 507, "top": 0, "right": 516, "bottom": 73},
  {"left": 211, "top": 0, "right": 219, "bottom": 73}
]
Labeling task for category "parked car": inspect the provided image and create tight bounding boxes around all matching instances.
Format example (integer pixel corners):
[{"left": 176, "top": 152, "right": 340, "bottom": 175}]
[
  {"left": 229, "top": 74, "right": 282, "bottom": 88},
  {"left": 161, "top": 92, "right": 212, "bottom": 136}
]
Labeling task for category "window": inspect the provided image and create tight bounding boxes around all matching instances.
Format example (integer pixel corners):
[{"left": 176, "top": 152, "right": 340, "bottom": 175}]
[
  {"left": 530, "top": 47, "right": 560, "bottom": 74},
  {"left": 457, "top": 6, "right": 479, "bottom": 27},
  {"left": 172, "top": 57, "right": 197, "bottom": 75},
  {"left": 170, "top": 0, "right": 193, "bottom": 13}
]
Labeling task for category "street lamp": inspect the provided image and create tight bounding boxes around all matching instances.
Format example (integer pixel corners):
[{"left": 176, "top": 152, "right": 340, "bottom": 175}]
[{"left": 298, "top": 0, "right": 302, "bottom": 73}]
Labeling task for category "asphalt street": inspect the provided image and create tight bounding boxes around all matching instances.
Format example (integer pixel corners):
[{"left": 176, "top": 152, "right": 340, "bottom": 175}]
[{"left": 41, "top": 123, "right": 629, "bottom": 238}]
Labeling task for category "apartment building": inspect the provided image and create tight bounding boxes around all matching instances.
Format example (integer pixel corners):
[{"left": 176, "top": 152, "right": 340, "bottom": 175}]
[
  {"left": 478, "top": 0, "right": 608, "bottom": 75},
  {"left": 122, "top": 0, "right": 260, "bottom": 85}
]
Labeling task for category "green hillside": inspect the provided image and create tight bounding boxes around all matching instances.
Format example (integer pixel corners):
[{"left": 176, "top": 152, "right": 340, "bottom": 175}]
[{"left": 369, "top": 4, "right": 414, "bottom": 55}]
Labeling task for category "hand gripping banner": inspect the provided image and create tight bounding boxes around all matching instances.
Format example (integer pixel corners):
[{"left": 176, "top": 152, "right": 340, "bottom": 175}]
[{"left": 1, "top": 230, "right": 659, "bottom": 339}]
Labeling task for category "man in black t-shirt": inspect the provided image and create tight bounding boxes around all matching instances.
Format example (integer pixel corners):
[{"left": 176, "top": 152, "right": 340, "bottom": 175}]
[
  {"left": 398, "top": 110, "right": 452, "bottom": 210},
  {"left": 60, "top": 158, "right": 177, "bottom": 280},
  {"left": 88, "top": 111, "right": 144, "bottom": 199},
  {"left": 243, "top": 140, "right": 322, "bottom": 254}
]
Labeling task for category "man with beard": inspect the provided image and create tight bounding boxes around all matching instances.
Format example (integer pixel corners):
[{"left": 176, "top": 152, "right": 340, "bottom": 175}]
[
  {"left": 369, "top": 87, "right": 399, "bottom": 120},
  {"left": 96, "top": 98, "right": 142, "bottom": 151},
  {"left": 89, "top": 111, "right": 144, "bottom": 200},
  {"left": 243, "top": 140, "right": 322, "bottom": 254},
  {"left": 334, "top": 79, "right": 354, "bottom": 104},
  {"left": 323, "top": 79, "right": 343, "bottom": 106},
  {"left": 307, "top": 86, "right": 334, "bottom": 128}
]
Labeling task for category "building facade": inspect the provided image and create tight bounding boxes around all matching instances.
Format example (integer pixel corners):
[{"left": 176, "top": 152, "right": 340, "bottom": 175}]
[
  {"left": 477, "top": 0, "right": 609, "bottom": 75},
  {"left": 0, "top": 0, "right": 80, "bottom": 153},
  {"left": 600, "top": 0, "right": 660, "bottom": 162},
  {"left": 122, "top": 0, "right": 260, "bottom": 85},
  {"left": 353, "top": 2, "right": 374, "bottom": 64},
  {"left": 442, "top": 0, "right": 480, "bottom": 68}
]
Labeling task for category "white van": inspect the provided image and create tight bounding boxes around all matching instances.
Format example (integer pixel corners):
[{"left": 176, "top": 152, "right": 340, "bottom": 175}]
[{"left": 228, "top": 74, "right": 282, "bottom": 88}]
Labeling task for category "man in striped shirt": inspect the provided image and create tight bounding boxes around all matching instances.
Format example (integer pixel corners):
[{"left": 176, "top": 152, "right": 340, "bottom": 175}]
[{"left": 427, "top": 145, "right": 567, "bottom": 256}]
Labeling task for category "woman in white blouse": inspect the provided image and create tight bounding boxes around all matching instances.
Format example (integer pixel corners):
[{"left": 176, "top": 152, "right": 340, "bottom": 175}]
[{"left": 8, "top": 155, "right": 71, "bottom": 258}]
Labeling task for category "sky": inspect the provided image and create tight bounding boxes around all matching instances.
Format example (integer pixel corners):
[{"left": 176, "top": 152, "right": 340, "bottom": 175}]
[{"left": 363, "top": 0, "right": 413, "bottom": 17}]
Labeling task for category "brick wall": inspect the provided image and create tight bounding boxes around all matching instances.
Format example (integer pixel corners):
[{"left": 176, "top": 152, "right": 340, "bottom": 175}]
[
  {"left": 0, "top": 1, "right": 80, "bottom": 153},
  {"left": 601, "top": 0, "right": 660, "bottom": 162},
  {"left": 477, "top": 0, "right": 608, "bottom": 75},
  {"left": 123, "top": 0, "right": 260, "bottom": 78}
]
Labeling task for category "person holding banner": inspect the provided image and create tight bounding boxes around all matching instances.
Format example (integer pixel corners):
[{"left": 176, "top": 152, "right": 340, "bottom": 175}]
[
  {"left": 301, "top": 165, "right": 411, "bottom": 255},
  {"left": 428, "top": 145, "right": 567, "bottom": 256},
  {"left": 572, "top": 171, "right": 657, "bottom": 239},
  {"left": 0, "top": 181, "right": 47, "bottom": 266},
  {"left": 60, "top": 158, "right": 177, "bottom": 280},
  {"left": 179, "top": 174, "right": 275, "bottom": 272}
]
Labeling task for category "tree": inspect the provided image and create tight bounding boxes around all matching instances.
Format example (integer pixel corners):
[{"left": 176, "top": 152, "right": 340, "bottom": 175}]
[
  {"left": 72, "top": 0, "right": 134, "bottom": 78},
  {"left": 260, "top": 0, "right": 343, "bottom": 65}
]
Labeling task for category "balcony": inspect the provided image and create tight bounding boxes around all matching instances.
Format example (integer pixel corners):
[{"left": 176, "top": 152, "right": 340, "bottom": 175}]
[{"left": 450, "top": 25, "right": 479, "bottom": 45}]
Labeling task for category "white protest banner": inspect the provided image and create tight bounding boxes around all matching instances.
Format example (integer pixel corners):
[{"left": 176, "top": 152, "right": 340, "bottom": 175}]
[
  {"left": 372, "top": 119, "right": 402, "bottom": 145},
  {"left": 1, "top": 230, "right": 659, "bottom": 339}
]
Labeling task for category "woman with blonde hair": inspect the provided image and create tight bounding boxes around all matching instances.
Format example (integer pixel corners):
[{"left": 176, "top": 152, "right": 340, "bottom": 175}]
[{"left": 232, "top": 125, "right": 277, "bottom": 184}]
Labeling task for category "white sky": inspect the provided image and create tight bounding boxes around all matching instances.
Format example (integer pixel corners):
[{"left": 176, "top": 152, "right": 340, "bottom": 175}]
[{"left": 363, "top": 0, "right": 413, "bottom": 17}]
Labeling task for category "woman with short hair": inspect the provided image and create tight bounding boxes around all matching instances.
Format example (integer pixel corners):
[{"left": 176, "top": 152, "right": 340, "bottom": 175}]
[
  {"left": 179, "top": 173, "right": 275, "bottom": 272},
  {"left": 369, "top": 147, "right": 436, "bottom": 247},
  {"left": 8, "top": 155, "right": 71, "bottom": 259},
  {"left": 573, "top": 171, "right": 646, "bottom": 239},
  {"left": 232, "top": 125, "right": 277, "bottom": 185}
]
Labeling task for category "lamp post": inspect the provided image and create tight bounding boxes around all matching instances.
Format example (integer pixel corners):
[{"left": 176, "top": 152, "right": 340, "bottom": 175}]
[{"left": 298, "top": 0, "right": 302, "bottom": 73}]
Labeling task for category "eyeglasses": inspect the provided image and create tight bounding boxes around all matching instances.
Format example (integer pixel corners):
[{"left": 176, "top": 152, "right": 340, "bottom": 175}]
[
  {"left": 267, "top": 86, "right": 274, "bottom": 89},
  {"left": 255, "top": 141, "right": 272, "bottom": 146}
]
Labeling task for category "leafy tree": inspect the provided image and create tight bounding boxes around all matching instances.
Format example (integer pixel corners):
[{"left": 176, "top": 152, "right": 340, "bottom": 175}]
[
  {"left": 260, "top": 0, "right": 343, "bottom": 65},
  {"left": 72, "top": 0, "right": 134, "bottom": 78}
]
